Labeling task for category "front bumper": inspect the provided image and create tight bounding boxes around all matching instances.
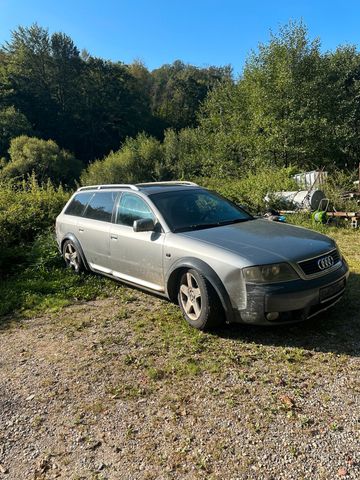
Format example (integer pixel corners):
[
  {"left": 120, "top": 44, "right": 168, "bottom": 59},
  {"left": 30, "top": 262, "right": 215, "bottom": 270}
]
[{"left": 233, "top": 260, "right": 349, "bottom": 325}]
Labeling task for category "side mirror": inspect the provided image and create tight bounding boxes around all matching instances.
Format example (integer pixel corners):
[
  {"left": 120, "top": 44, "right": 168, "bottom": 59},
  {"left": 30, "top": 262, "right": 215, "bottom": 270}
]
[{"left": 133, "top": 217, "right": 155, "bottom": 232}]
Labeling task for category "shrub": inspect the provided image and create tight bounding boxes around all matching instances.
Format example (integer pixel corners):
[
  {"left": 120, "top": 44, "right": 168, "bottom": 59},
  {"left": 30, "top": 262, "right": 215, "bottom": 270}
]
[
  {"left": 0, "top": 135, "right": 83, "bottom": 185},
  {"left": 200, "top": 166, "right": 298, "bottom": 213},
  {"left": 81, "top": 133, "right": 164, "bottom": 185},
  {"left": 0, "top": 175, "right": 69, "bottom": 273},
  {"left": 322, "top": 169, "right": 359, "bottom": 211},
  {"left": 162, "top": 128, "right": 204, "bottom": 179}
]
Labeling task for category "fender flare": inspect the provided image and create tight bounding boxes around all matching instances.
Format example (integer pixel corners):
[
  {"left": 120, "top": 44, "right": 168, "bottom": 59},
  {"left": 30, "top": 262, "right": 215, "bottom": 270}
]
[
  {"left": 165, "top": 257, "right": 234, "bottom": 323},
  {"left": 61, "top": 233, "right": 89, "bottom": 270}
]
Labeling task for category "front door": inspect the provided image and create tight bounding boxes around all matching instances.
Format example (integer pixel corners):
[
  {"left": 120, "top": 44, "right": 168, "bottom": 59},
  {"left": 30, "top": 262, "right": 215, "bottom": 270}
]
[{"left": 109, "top": 193, "right": 165, "bottom": 291}]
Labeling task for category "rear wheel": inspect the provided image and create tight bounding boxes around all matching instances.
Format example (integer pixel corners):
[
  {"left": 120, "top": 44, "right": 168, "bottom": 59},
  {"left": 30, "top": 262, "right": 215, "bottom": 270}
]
[
  {"left": 178, "top": 269, "right": 223, "bottom": 330},
  {"left": 62, "top": 240, "right": 84, "bottom": 274}
]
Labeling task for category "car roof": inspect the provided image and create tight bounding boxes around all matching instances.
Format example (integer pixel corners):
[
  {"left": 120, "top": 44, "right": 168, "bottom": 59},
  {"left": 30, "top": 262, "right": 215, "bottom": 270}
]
[{"left": 76, "top": 181, "right": 202, "bottom": 196}]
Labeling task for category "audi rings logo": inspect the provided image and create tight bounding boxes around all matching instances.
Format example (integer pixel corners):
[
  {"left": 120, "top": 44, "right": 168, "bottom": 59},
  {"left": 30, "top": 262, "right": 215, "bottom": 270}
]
[{"left": 318, "top": 255, "right": 334, "bottom": 270}]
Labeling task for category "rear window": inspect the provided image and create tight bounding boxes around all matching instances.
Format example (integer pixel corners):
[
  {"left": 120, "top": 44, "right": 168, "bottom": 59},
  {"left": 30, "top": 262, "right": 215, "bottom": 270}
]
[
  {"left": 65, "top": 192, "right": 93, "bottom": 217},
  {"left": 83, "top": 191, "right": 117, "bottom": 222}
]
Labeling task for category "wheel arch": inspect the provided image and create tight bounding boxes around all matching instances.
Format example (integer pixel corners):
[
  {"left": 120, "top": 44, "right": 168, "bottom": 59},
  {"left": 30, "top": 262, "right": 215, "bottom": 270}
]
[
  {"left": 61, "top": 233, "right": 89, "bottom": 270},
  {"left": 165, "top": 257, "right": 234, "bottom": 323}
]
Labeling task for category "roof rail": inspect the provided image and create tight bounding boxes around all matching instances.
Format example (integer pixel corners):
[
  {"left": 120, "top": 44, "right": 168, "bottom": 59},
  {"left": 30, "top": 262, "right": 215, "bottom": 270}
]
[
  {"left": 136, "top": 181, "right": 199, "bottom": 187},
  {"left": 77, "top": 184, "right": 139, "bottom": 192}
]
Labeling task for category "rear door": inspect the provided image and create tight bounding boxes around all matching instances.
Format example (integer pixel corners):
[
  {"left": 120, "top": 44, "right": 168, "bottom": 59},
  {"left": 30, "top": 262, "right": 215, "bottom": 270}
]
[
  {"left": 58, "top": 192, "right": 94, "bottom": 244},
  {"left": 109, "top": 192, "right": 165, "bottom": 291},
  {"left": 78, "top": 191, "right": 118, "bottom": 271}
]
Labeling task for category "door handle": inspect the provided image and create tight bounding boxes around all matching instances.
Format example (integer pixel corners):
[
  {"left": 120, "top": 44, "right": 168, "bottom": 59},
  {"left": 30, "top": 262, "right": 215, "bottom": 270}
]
[
  {"left": 110, "top": 234, "right": 118, "bottom": 240},
  {"left": 79, "top": 227, "right": 84, "bottom": 233}
]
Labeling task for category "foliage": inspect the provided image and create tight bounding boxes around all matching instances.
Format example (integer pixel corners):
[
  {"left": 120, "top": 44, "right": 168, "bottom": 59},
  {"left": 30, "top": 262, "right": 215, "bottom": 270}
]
[
  {"left": 0, "top": 175, "right": 69, "bottom": 272},
  {"left": 81, "top": 127, "right": 228, "bottom": 186},
  {"left": 198, "top": 21, "right": 360, "bottom": 171},
  {"left": 241, "top": 22, "right": 327, "bottom": 167},
  {"left": 0, "top": 106, "right": 32, "bottom": 156},
  {"left": 200, "top": 166, "right": 298, "bottom": 213},
  {"left": 0, "top": 135, "right": 82, "bottom": 184},
  {"left": 150, "top": 60, "right": 232, "bottom": 130},
  {"left": 322, "top": 168, "right": 360, "bottom": 211},
  {"left": 0, "top": 230, "right": 122, "bottom": 317},
  {"left": 0, "top": 25, "right": 229, "bottom": 163},
  {"left": 162, "top": 128, "right": 204, "bottom": 178},
  {"left": 2, "top": 21, "right": 360, "bottom": 179},
  {"left": 80, "top": 133, "right": 164, "bottom": 185}
]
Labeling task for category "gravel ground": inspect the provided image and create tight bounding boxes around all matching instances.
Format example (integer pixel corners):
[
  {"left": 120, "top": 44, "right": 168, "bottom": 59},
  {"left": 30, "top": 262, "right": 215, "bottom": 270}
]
[{"left": 0, "top": 292, "right": 359, "bottom": 480}]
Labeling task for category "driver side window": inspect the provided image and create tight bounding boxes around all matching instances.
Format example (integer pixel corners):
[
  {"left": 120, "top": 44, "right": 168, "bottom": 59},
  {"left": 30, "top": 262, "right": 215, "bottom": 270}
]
[{"left": 116, "top": 193, "right": 155, "bottom": 227}]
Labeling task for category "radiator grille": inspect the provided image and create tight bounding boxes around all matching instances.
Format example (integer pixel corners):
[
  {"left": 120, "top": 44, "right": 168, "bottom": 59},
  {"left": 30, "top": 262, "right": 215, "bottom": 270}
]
[{"left": 298, "top": 249, "right": 340, "bottom": 276}]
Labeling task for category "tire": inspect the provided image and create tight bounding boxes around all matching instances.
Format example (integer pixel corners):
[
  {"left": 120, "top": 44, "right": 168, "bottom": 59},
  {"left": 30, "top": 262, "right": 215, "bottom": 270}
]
[
  {"left": 177, "top": 269, "right": 224, "bottom": 330},
  {"left": 62, "top": 239, "right": 85, "bottom": 274}
]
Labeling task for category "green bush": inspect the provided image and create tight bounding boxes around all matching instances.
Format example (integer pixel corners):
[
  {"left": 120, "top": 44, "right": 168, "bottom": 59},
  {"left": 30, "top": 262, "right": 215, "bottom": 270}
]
[
  {"left": 200, "top": 166, "right": 298, "bottom": 213},
  {"left": 81, "top": 133, "right": 164, "bottom": 185},
  {"left": 0, "top": 175, "right": 69, "bottom": 272},
  {"left": 322, "top": 169, "right": 359, "bottom": 212},
  {"left": 0, "top": 135, "right": 83, "bottom": 185}
]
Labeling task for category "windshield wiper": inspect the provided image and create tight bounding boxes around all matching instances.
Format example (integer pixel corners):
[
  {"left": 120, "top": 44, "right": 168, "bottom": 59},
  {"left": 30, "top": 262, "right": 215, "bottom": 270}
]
[
  {"left": 217, "top": 218, "right": 253, "bottom": 226},
  {"left": 173, "top": 218, "right": 252, "bottom": 233},
  {"left": 173, "top": 223, "right": 220, "bottom": 233}
]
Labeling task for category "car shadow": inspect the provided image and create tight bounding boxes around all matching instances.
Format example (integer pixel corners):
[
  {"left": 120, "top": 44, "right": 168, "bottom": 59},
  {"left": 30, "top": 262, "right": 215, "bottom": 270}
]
[{"left": 217, "top": 272, "right": 360, "bottom": 357}]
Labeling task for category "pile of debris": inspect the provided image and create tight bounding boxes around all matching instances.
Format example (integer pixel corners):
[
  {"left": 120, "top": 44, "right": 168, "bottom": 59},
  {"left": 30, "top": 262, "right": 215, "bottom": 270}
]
[{"left": 264, "top": 169, "right": 360, "bottom": 227}]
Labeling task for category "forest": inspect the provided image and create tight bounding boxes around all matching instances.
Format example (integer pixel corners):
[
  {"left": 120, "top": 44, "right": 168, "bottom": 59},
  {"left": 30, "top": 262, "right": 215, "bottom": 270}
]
[{"left": 1, "top": 21, "right": 360, "bottom": 188}]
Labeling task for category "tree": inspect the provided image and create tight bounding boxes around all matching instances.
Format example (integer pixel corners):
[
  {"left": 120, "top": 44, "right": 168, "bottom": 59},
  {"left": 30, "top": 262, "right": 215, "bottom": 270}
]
[
  {"left": 1, "top": 25, "right": 154, "bottom": 162},
  {"left": 76, "top": 57, "right": 152, "bottom": 160},
  {"left": 241, "top": 22, "right": 330, "bottom": 167},
  {"left": 150, "top": 60, "right": 233, "bottom": 130},
  {"left": 198, "top": 79, "right": 250, "bottom": 174},
  {"left": 2, "top": 24, "right": 57, "bottom": 136},
  {"left": 0, "top": 106, "right": 32, "bottom": 156},
  {"left": 162, "top": 128, "right": 205, "bottom": 178},
  {"left": 1, "top": 135, "right": 82, "bottom": 184},
  {"left": 198, "top": 21, "right": 348, "bottom": 171},
  {"left": 322, "top": 46, "right": 360, "bottom": 169}
]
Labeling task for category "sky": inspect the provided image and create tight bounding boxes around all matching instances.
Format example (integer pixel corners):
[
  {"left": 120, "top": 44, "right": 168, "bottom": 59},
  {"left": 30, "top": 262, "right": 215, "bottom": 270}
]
[{"left": 1, "top": 0, "right": 360, "bottom": 75}]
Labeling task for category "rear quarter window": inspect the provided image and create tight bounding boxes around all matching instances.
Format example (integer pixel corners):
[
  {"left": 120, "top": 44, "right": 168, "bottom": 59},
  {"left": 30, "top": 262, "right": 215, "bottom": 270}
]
[{"left": 65, "top": 192, "right": 94, "bottom": 217}]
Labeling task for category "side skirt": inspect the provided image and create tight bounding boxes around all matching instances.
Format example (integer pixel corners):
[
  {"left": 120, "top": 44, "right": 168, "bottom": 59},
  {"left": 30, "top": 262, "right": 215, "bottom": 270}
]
[{"left": 88, "top": 262, "right": 166, "bottom": 294}]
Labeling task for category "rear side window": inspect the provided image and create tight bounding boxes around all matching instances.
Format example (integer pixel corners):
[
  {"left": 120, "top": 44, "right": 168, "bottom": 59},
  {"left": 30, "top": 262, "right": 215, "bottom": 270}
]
[
  {"left": 83, "top": 191, "right": 117, "bottom": 222},
  {"left": 65, "top": 192, "right": 93, "bottom": 217}
]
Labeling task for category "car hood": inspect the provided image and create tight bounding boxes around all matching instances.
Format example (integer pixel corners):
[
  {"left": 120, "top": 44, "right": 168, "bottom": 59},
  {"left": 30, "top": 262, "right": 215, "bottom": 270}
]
[{"left": 179, "top": 219, "right": 336, "bottom": 264}]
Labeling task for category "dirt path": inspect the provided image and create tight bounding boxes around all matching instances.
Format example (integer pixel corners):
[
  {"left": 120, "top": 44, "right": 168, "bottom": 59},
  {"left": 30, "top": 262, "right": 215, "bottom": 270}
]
[{"left": 0, "top": 294, "right": 359, "bottom": 479}]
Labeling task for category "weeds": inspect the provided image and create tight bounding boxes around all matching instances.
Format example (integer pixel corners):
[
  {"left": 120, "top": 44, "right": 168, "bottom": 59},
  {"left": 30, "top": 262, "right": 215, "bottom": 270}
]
[{"left": 0, "top": 230, "right": 121, "bottom": 320}]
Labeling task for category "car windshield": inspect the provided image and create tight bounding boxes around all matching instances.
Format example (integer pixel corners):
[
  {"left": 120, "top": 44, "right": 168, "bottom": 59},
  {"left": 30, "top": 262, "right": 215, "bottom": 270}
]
[{"left": 149, "top": 189, "right": 253, "bottom": 233}]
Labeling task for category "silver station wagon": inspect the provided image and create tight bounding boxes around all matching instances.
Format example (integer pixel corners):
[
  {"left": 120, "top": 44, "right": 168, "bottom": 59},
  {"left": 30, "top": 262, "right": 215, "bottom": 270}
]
[{"left": 56, "top": 182, "right": 349, "bottom": 330}]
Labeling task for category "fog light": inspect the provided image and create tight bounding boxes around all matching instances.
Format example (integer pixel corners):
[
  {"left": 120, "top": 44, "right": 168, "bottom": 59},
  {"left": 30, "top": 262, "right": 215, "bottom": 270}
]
[{"left": 266, "top": 312, "right": 279, "bottom": 321}]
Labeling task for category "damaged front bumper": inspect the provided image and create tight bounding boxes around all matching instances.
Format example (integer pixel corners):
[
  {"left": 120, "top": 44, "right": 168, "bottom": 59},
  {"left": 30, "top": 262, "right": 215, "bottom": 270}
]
[{"left": 233, "top": 261, "right": 349, "bottom": 325}]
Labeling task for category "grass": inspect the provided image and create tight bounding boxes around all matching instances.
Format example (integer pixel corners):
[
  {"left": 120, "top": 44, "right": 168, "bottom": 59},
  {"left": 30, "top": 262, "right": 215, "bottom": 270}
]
[{"left": 0, "top": 230, "right": 123, "bottom": 321}]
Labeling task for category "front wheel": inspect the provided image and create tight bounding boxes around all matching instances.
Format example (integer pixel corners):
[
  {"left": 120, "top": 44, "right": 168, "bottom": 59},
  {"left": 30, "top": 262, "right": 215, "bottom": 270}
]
[
  {"left": 62, "top": 240, "right": 84, "bottom": 274},
  {"left": 178, "top": 269, "right": 223, "bottom": 330}
]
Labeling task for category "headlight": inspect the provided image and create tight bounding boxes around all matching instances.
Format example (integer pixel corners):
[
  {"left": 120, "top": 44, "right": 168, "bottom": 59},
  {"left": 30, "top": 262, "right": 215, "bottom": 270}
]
[{"left": 243, "top": 263, "right": 299, "bottom": 283}]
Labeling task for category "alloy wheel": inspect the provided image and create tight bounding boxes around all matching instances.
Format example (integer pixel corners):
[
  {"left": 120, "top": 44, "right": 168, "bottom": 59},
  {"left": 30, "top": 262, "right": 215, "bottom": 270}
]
[
  {"left": 64, "top": 243, "right": 79, "bottom": 271},
  {"left": 179, "top": 272, "right": 202, "bottom": 321}
]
